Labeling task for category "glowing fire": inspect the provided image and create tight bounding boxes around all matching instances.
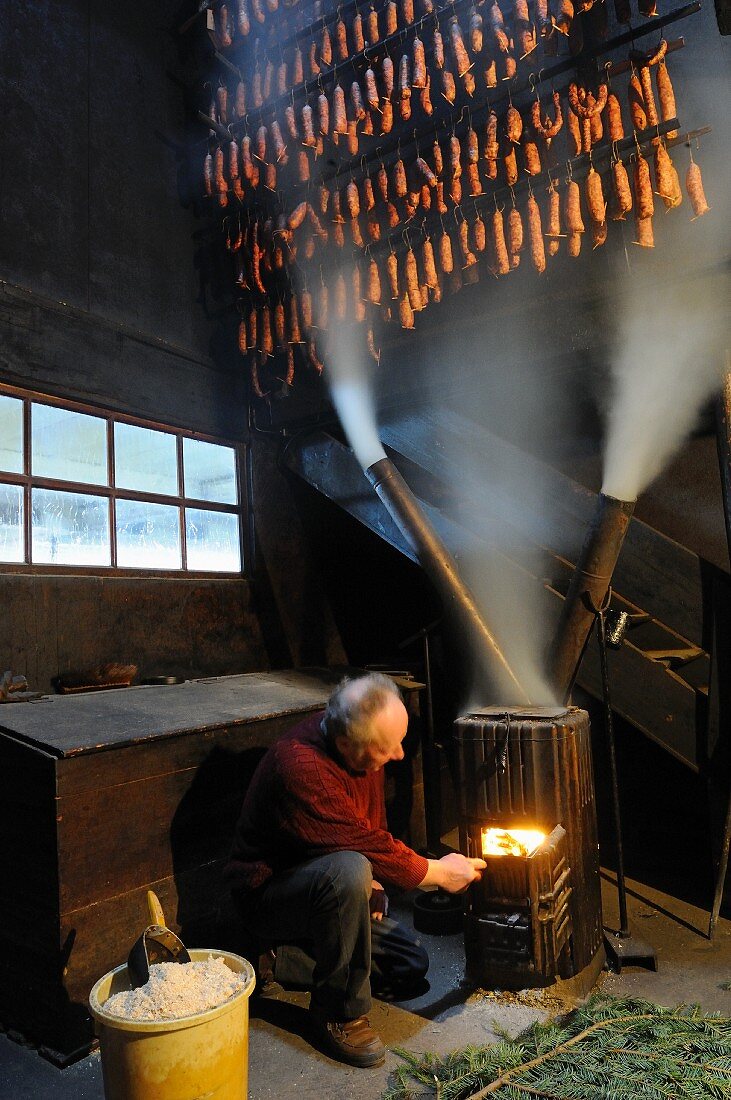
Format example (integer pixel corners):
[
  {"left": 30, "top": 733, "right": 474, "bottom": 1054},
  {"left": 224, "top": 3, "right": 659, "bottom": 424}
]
[{"left": 481, "top": 828, "right": 546, "bottom": 858}]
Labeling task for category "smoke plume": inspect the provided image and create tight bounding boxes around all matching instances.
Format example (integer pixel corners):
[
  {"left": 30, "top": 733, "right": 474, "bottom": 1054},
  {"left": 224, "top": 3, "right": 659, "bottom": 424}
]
[
  {"left": 602, "top": 275, "right": 728, "bottom": 502},
  {"left": 326, "top": 326, "right": 386, "bottom": 472}
]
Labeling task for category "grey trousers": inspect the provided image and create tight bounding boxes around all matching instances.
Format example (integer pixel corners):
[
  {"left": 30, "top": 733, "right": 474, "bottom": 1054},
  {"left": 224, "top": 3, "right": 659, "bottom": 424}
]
[{"left": 232, "top": 851, "right": 429, "bottom": 1020}]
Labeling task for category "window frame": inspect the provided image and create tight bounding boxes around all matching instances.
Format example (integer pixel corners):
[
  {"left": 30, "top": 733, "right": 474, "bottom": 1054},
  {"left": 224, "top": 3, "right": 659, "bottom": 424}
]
[{"left": 0, "top": 383, "right": 249, "bottom": 577}]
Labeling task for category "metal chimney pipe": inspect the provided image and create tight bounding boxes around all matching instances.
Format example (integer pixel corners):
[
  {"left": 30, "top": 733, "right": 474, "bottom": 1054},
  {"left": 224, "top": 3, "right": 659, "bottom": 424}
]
[
  {"left": 365, "top": 456, "right": 531, "bottom": 705},
  {"left": 547, "top": 492, "right": 635, "bottom": 703}
]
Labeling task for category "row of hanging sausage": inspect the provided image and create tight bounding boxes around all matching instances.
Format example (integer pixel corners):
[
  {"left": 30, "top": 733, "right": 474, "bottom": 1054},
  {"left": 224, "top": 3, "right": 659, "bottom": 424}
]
[
  {"left": 205, "top": 46, "right": 680, "bottom": 231},
  {"left": 237, "top": 138, "right": 710, "bottom": 397},
  {"left": 212, "top": 0, "right": 660, "bottom": 61}
]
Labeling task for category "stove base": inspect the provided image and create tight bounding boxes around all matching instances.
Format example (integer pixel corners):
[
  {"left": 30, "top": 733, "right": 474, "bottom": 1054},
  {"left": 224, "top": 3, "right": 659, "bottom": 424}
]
[{"left": 465, "top": 940, "right": 606, "bottom": 1001}]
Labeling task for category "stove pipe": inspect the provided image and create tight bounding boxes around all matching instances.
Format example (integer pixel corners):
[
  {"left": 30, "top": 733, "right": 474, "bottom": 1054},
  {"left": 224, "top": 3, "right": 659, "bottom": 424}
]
[
  {"left": 547, "top": 492, "right": 635, "bottom": 703},
  {"left": 365, "top": 456, "right": 531, "bottom": 705}
]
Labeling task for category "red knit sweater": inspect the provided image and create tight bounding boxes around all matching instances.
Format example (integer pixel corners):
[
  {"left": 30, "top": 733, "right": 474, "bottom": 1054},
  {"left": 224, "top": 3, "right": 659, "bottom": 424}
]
[{"left": 225, "top": 711, "right": 428, "bottom": 893}]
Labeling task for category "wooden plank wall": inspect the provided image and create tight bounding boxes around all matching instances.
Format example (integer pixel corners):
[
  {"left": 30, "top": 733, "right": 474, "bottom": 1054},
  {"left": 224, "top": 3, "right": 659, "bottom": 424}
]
[{"left": 0, "top": 575, "right": 268, "bottom": 695}]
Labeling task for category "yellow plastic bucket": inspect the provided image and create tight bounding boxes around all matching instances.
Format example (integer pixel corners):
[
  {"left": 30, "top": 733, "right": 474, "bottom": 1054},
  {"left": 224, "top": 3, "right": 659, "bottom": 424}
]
[{"left": 89, "top": 949, "right": 256, "bottom": 1100}]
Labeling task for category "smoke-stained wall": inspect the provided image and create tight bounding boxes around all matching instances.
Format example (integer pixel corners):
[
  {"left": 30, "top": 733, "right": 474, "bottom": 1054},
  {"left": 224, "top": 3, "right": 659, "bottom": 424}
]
[
  {"left": 0, "top": 0, "right": 240, "bottom": 433},
  {"left": 0, "top": 1, "right": 345, "bottom": 687}
]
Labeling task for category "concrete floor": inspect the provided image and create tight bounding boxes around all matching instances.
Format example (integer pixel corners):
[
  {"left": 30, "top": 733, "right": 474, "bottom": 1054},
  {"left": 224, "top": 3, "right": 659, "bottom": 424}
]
[{"left": 1, "top": 872, "right": 730, "bottom": 1100}]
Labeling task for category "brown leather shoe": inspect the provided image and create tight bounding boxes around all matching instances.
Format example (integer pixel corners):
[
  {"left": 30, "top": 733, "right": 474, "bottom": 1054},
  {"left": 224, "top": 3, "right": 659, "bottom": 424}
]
[{"left": 311, "top": 1011, "right": 386, "bottom": 1068}]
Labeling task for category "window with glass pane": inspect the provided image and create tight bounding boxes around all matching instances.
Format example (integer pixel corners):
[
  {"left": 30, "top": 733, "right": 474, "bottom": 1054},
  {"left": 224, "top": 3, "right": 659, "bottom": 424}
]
[
  {"left": 183, "top": 438, "right": 237, "bottom": 504},
  {"left": 115, "top": 423, "right": 178, "bottom": 496},
  {"left": 0, "top": 395, "right": 23, "bottom": 474},
  {"left": 0, "top": 484, "right": 24, "bottom": 563},
  {"left": 32, "top": 488, "right": 110, "bottom": 565},
  {"left": 116, "top": 499, "right": 181, "bottom": 569},
  {"left": 186, "top": 508, "right": 241, "bottom": 572},
  {"left": 32, "top": 404, "right": 107, "bottom": 485}
]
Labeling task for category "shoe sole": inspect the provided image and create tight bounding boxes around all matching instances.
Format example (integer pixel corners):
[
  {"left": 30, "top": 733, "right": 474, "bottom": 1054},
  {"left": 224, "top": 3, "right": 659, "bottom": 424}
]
[{"left": 323, "top": 1044, "right": 385, "bottom": 1068}]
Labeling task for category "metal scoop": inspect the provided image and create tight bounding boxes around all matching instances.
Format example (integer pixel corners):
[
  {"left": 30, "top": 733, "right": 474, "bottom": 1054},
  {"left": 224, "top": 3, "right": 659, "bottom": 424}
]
[{"left": 127, "top": 891, "right": 191, "bottom": 988}]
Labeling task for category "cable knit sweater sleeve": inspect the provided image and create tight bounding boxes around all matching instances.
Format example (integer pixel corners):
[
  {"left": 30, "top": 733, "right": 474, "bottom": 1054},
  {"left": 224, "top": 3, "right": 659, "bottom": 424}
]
[{"left": 273, "top": 738, "right": 428, "bottom": 890}]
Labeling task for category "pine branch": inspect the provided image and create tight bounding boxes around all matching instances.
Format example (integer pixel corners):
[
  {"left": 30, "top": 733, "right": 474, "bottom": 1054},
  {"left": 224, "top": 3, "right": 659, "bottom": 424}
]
[{"left": 464, "top": 1015, "right": 657, "bottom": 1099}]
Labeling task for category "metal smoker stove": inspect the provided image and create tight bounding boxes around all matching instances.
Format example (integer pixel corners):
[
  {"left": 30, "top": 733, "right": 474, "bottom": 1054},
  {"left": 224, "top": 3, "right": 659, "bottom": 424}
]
[{"left": 456, "top": 706, "right": 605, "bottom": 995}]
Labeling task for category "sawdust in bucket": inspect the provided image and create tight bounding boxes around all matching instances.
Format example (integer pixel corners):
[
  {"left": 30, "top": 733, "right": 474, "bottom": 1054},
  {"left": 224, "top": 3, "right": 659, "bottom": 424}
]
[
  {"left": 89, "top": 948, "right": 255, "bottom": 1100},
  {"left": 104, "top": 957, "right": 249, "bottom": 1021}
]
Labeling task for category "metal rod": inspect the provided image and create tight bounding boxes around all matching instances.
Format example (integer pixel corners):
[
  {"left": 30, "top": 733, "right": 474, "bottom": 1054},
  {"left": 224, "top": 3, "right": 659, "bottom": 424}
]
[
  {"left": 548, "top": 493, "right": 636, "bottom": 703},
  {"left": 709, "top": 357, "right": 731, "bottom": 940},
  {"left": 365, "top": 457, "right": 531, "bottom": 704},
  {"left": 597, "top": 608, "right": 630, "bottom": 935},
  {"left": 422, "top": 629, "right": 443, "bottom": 855}
]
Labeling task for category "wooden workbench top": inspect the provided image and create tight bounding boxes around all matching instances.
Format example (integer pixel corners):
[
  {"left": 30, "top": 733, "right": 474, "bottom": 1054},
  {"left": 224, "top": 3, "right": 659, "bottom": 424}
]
[{"left": 0, "top": 668, "right": 340, "bottom": 758}]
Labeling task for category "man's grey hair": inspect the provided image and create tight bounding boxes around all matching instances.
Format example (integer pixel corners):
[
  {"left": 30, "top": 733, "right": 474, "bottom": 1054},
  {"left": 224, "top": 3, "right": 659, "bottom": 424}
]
[{"left": 321, "top": 673, "right": 403, "bottom": 748}]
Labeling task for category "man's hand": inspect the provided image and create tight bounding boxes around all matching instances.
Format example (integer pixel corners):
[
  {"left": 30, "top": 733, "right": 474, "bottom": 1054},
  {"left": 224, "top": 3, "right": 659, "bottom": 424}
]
[
  {"left": 370, "top": 879, "right": 388, "bottom": 921},
  {"left": 419, "top": 853, "right": 486, "bottom": 894}
]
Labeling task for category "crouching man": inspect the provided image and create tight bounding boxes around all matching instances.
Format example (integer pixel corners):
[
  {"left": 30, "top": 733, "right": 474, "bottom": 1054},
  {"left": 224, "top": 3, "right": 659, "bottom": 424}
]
[{"left": 225, "top": 672, "right": 485, "bottom": 1068}]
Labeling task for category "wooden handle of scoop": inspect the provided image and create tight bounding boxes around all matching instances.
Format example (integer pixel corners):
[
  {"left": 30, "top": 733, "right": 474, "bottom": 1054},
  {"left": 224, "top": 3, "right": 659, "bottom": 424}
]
[{"left": 147, "top": 890, "right": 166, "bottom": 927}]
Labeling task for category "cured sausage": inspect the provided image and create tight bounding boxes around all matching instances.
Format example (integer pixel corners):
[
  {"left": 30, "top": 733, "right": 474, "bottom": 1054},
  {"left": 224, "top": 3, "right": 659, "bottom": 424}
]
[
  {"left": 422, "top": 238, "right": 438, "bottom": 286},
  {"left": 439, "top": 230, "right": 454, "bottom": 274},
  {"left": 523, "top": 138, "right": 541, "bottom": 176},
  {"left": 399, "top": 291, "right": 415, "bottom": 329},
  {"left": 367, "top": 259, "right": 382, "bottom": 303},
  {"left": 450, "top": 135, "right": 462, "bottom": 178},
  {"left": 467, "top": 164, "right": 482, "bottom": 196},
  {"left": 629, "top": 72, "right": 647, "bottom": 132},
  {"left": 335, "top": 17, "right": 348, "bottom": 62},
  {"left": 508, "top": 206, "right": 523, "bottom": 267},
  {"left": 416, "top": 157, "right": 438, "bottom": 187},
  {"left": 491, "top": 209, "right": 510, "bottom": 275},
  {"left": 610, "top": 159, "right": 633, "bottom": 220},
  {"left": 526, "top": 195, "right": 546, "bottom": 273},
  {"left": 387, "top": 252, "right": 399, "bottom": 298},
  {"left": 656, "top": 63, "right": 678, "bottom": 141},
  {"left": 503, "top": 147, "right": 518, "bottom": 186},
  {"left": 546, "top": 184, "right": 561, "bottom": 255},
  {"left": 368, "top": 5, "right": 380, "bottom": 45},
  {"left": 421, "top": 77, "right": 433, "bottom": 116},
  {"left": 633, "top": 153, "right": 654, "bottom": 219},
  {"left": 605, "top": 93, "right": 624, "bottom": 142},
  {"left": 302, "top": 103, "right": 316, "bottom": 147},
  {"left": 654, "top": 143, "right": 682, "bottom": 209},
  {"left": 352, "top": 266, "right": 366, "bottom": 323},
  {"left": 686, "top": 160, "right": 710, "bottom": 217},
  {"left": 506, "top": 105, "right": 523, "bottom": 144},
  {"left": 564, "top": 179, "right": 585, "bottom": 232},
  {"left": 365, "top": 68, "right": 379, "bottom": 111},
  {"left": 352, "top": 11, "right": 365, "bottom": 52},
  {"left": 405, "top": 249, "right": 422, "bottom": 310},
  {"left": 450, "top": 19, "right": 471, "bottom": 77},
  {"left": 413, "top": 37, "right": 427, "bottom": 88},
  {"left": 333, "top": 85, "right": 347, "bottom": 134},
  {"left": 634, "top": 215, "right": 654, "bottom": 248},
  {"left": 441, "top": 70, "right": 457, "bottom": 104},
  {"left": 382, "top": 57, "right": 395, "bottom": 100},
  {"left": 433, "top": 27, "right": 445, "bottom": 68},
  {"left": 586, "top": 166, "right": 606, "bottom": 225},
  {"left": 470, "top": 7, "right": 483, "bottom": 53},
  {"left": 473, "top": 215, "right": 487, "bottom": 252}
]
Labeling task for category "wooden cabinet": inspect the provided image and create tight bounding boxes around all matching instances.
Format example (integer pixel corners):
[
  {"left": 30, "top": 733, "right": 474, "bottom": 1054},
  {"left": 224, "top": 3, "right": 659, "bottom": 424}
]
[{"left": 0, "top": 670, "right": 335, "bottom": 1058}]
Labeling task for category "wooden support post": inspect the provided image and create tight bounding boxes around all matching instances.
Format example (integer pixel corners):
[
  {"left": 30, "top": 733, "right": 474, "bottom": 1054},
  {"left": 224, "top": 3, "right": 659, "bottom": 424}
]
[{"left": 709, "top": 353, "right": 731, "bottom": 939}]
